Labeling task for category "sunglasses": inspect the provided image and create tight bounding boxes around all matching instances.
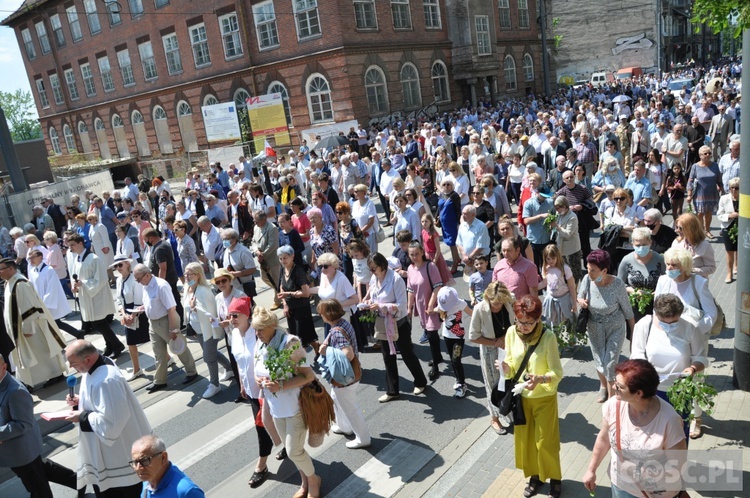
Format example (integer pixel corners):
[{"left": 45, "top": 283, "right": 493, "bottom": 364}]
[
  {"left": 614, "top": 197, "right": 626, "bottom": 201},
  {"left": 115, "top": 263, "right": 126, "bottom": 268},
  {"left": 335, "top": 211, "right": 344, "bottom": 215},
  {"left": 214, "top": 278, "right": 229, "bottom": 285},
  {"left": 228, "top": 313, "right": 241, "bottom": 319},
  {"left": 730, "top": 187, "right": 739, "bottom": 191},
  {"left": 319, "top": 264, "right": 331, "bottom": 270}
]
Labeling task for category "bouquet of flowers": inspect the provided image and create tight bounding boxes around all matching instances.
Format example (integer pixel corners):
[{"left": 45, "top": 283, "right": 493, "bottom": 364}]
[
  {"left": 261, "top": 342, "right": 305, "bottom": 396},
  {"left": 628, "top": 288, "right": 654, "bottom": 314}
]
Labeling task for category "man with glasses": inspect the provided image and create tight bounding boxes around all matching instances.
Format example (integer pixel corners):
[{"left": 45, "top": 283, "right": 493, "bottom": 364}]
[
  {"left": 132, "top": 264, "right": 198, "bottom": 393},
  {"left": 130, "top": 435, "right": 204, "bottom": 497},
  {"left": 64, "top": 340, "right": 150, "bottom": 497},
  {"left": 456, "top": 205, "right": 491, "bottom": 279}
]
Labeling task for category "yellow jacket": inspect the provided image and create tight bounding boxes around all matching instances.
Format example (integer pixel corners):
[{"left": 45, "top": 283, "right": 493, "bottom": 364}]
[{"left": 505, "top": 326, "right": 563, "bottom": 398}]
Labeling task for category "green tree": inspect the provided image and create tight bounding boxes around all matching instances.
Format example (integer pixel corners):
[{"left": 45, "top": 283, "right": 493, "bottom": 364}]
[
  {"left": 0, "top": 89, "right": 42, "bottom": 142},
  {"left": 692, "top": 1, "right": 749, "bottom": 38}
]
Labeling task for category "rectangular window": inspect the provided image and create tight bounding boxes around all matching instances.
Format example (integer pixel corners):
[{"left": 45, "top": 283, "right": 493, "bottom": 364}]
[
  {"left": 162, "top": 33, "right": 183, "bottom": 74},
  {"left": 67, "top": 7, "right": 83, "bottom": 41},
  {"left": 353, "top": 0, "right": 377, "bottom": 29},
  {"left": 475, "top": 16, "right": 491, "bottom": 56},
  {"left": 84, "top": 0, "right": 101, "bottom": 34},
  {"left": 139, "top": 41, "right": 158, "bottom": 79},
  {"left": 517, "top": 0, "right": 529, "bottom": 28},
  {"left": 155, "top": 0, "right": 169, "bottom": 7},
  {"left": 253, "top": 2, "right": 279, "bottom": 49},
  {"left": 293, "top": 0, "right": 321, "bottom": 40},
  {"left": 117, "top": 49, "right": 135, "bottom": 86},
  {"left": 81, "top": 63, "right": 96, "bottom": 96},
  {"left": 21, "top": 28, "right": 36, "bottom": 60},
  {"left": 498, "top": 0, "right": 511, "bottom": 28},
  {"left": 50, "top": 73, "right": 64, "bottom": 104},
  {"left": 98, "top": 56, "right": 115, "bottom": 91},
  {"left": 128, "top": 0, "right": 144, "bottom": 17},
  {"left": 35, "top": 22, "right": 51, "bottom": 54},
  {"left": 189, "top": 24, "right": 211, "bottom": 67},
  {"left": 423, "top": 0, "right": 441, "bottom": 29},
  {"left": 36, "top": 78, "right": 50, "bottom": 108},
  {"left": 64, "top": 68, "right": 80, "bottom": 100},
  {"left": 50, "top": 14, "right": 65, "bottom": 47},
  {"left": 105, "top": 0, "right": 121, "bottom": 25},
  {"left": 391, "top": 0, "right": 412, "bottom": 29},
  {"left": 219, "top": 12, "right": 243, "bottom": 58}
]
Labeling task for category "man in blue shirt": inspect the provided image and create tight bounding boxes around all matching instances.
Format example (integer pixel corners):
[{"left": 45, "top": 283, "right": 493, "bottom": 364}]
[
  {"left": 624, "top": 160, "right": 652, "bottom": 209},
  {"left": 522, "top": 186, "right": 554, "bottom": 270},
  {"left": 131, "top": 435, "right": 205, "bottom": 497},
  {"left": 456, "top": 205, "right": 490, "bottom": 279}
]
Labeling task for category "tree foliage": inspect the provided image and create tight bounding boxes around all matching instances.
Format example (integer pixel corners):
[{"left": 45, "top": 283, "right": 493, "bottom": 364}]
[
  {"left": 692, "top": 0, "right": 748, "bottom": 39},
  {"left": 0, "top": 89, "right": 42, "bottom": 142}
]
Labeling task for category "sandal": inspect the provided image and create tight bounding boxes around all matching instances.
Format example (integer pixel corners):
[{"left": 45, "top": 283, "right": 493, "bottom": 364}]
[
  {"left": 596, "top": 387, "right": 608, "bottom": 403},
  {"left": 690, "top": 416, "right": 703, "bottom": 439},
  {"left": 275, "top": 447, "right": 287, "bottom": 460},
  {"left": 523, "top": 476, "right": 543, "bottom": 497},
  {"left": 491, "top": 421, "right": 508, "bottom": 436},
  {"left": 248, "top": 467, "right": 269, "bottom": 488},
  {"left": 547, "top": 479, "right": 562, "bottom": 498}
]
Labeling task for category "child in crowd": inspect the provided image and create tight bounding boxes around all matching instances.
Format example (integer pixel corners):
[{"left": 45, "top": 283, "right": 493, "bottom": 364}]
[
  {"left": 539, "top": 244, "right": 577, "bottom": 331},
  {"left": 436, "top": 287, "right": 473, "bottom": 398},
  {"left": 469, "top": 255, "right": 492, "bottom": 306},
  {"left": 392, "top": 230, "right": 413, "bottom": 281},
  {"left": 420, "top": 214, "right": 454, "bottom": 285},
  {"left": 348, "top": 239, "right": 375, "bottom": 350},
  {"left": 665, "top": 162, "right": 687, "bottom": 221}
]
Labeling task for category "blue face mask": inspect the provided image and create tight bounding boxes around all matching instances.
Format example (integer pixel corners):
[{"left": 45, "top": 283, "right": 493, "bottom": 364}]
[
  {"left": 633, "top": 245, "right": 650, "bottom": 257},
  {"left": 659, "top": 319, "right": 678, "bottom": 334},
  {"left": 222, "top": 240, "right": 231, "bottom": 249},
  {"left": 187, "top": 279, "right": 196, "bottom": 287},
  {"left": 594, "top": 274, "right": 604, "bottom": 283},
  {"left": 667, "top": 269, "right": 681, "bottom": 280}
]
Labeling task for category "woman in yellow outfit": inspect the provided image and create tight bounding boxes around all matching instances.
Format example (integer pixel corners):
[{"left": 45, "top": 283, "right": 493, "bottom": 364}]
[{"left": 501, "top": 294, "right": 563, "bottom": 498}]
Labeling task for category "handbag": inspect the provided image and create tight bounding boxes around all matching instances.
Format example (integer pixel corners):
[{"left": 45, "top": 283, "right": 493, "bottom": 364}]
[
  {"left": 376, "top": 225, "right": 386, "bottom": 243},
  {"left": 489, "top": 336, "right": 540, "bottom": 426},
  {"left": 298, "top": 379, "right": 336, "bottom": 444},
  {"left": 592, "top": 190, "right": 604, "bottom": 203},
  {"left": 690, "top": 277, "right": 725, "bottom": 336},
  {"left": 576, "top": 277, "right": 591, "bottom": 336}
]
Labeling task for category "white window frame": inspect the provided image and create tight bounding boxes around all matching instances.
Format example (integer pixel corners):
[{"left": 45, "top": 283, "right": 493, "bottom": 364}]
[
  {"left": 189, "top": 24, "right": 211, "bottom": 67},
  {"left": 50, "top": 73, "right": 64, "bottom": 104},
  {"left": 475, "top": 15, "right": 491, "bottom": 56},
  {"left": 50, "top": 14, "right": 65, "bottom": 47},
  {"left": 162, "top": 33, "right": 183, "bottom": 74},
  {"left": 517, "top": 0, "right": 529, "bottom": 29},
  {"left": 78, "top": 121, "right": 88, "bottom": 134},
  {"left": 293, "top": 0, "right": 321, "bottom": 41},
  {"left": 21, "top": 28, "right": 36, "bottom": 60},
  {"left": 391, "top": 0, "right": 412, "bottom": 30},
  {"left": 523, "top": 53, "right": 534, "bottom": 81},
  {"left": 105, "top": 0, "right": 121, "bottom": 26},
  {"left": 36, "top": 78, "right": 50, "bottom": 108},
  {"left": 423, "top": 0, "right": 441, "bottom": 29},
  {"left": 267, "top": 81, "right": 292, "bottom": 126},
  {"left": 64, "top": 68, "right": 80, "bottom": 100},
  {"left": 132, "top": 110, "right": 145, "bottom": 124},
  {"left": 504, "top": 54, "right": 517, "bottom": 90},
  {"left": 63, "top": 124, "right": 76, "bottom": 153},
  {"left": 98, "top": 56, "right": 115, "bottom": 92},
  {"left": 35, "top": 21, "right": 51, "bottom": 54},
  {"left": 364, "top": 66, "right": 388, "bottom": 115},
  {"left": 177, "top": 101, "right": 192, "bottom": 117},
  {"left": 139, "top": 41, "right": 158, "bottom": 80},
  {"left": 95, "top": 117, "right": 105, "bottom": 130},
  {"left": 305, "top": 74, "right": 334, "bottom": 124},
  {"left": 128, "top": 0, "right": 144, "bottom": 18},
  {"left": 117, "top": 49, "right": 135, "bottom": 86},
  {"left": 49, "top": 127, "right": 61, "bottom": 154},
  {"left": 112, "top": 114, "right": 124, "bottom": 128},
  {"left": 353, "top": 0, "right": 377, "bottom": 30},
  {"left": 431, "top": 60, "right": 450, "bottom": 103},
  {"left": 234, "top": 88, "right": 251, "bottom": 109},
  {"left": 81, "top": 63, "right": 96, "bottom": 96},
  {"left": 400, "top": 63, "right": 421, "bottom": 109},
  {"left": 66, "top": 7, "right": 83, "bottom": 42},
  {"left": 219, "top": 12, "right": 243, "bottom": 59},
  {"left": 84, "top": 0, "right": 101, "bottom": 34},
  {"left": 153, "top": 106, "right": 167, "bottom": 120},
  {"left": 253, "top": 1, "right": 279, "bottom": 50},
  {"left": 203, "top": 94, "right": 219, "bottom": 106},
  {"left": 498, "top": 0, "right": 511, "bottom": 29}
]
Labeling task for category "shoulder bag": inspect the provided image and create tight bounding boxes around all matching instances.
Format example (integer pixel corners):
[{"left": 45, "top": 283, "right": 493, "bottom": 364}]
[
  {"left": 326, "top": 326, "right": 363, "bottom": 387},
  {"left": 690, "top": 277, "right": 724, "bottom": 336},
  {"left": 576, "top": 276, "right": 591, "bottom": 336},
  {"left": 489, "top": 335, "right": 541, "bottom": 426}
]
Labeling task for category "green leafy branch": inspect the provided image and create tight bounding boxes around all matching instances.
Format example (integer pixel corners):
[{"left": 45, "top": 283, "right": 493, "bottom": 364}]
[
  {"left": 667, "top": 373, "right": 718, "bottom": 421},
  {"left": 691, "top": 1, "right": 748, "bottom": 39},
  {"left": 543, "top": 211, "right": 558, "bottom": 232},
  {"left": 628, "top": 288, "right": 654, "bottom": 314},
  {"left": 260, "top": 343, "right": 305, "bottom": 396},
  {"left": 554, "top": 320, "right": 586, "bottom": 351},
  {"left": 728, "top": 224, "right": 738, "bottom": 244},
  {"left": 358, "top": 310, "right": 378, "bottom": 323}
]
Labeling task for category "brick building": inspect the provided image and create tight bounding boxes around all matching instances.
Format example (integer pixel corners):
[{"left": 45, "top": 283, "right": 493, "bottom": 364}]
[{"left": 3, "top": 0, "right": 542, "bottom": 162}]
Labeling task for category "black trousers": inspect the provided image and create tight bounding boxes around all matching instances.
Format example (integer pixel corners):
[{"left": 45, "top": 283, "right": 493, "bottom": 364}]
[
  {"left": 425, "top": 329, "right": 443, "bottom": 368},
  {"left": 224, "top": 334, "right": 240, "bottom": 396},
  {"left": 81, "top": 319, "right": 123, "bottom": 354},
  {"left": 250, "top": 397, "right": 274, "bottom": 458},
  {"left": 531, "top": 242, "right": 551, "bottom": 272},
  {"left": 11, "top": 455, "right": 53, "bottom": 498},
  {"left": 92, "top": 482, "right": 142, "bottom": 498},
  {"left": 379, "top": 318, "right": 427, "bottom": 395},
  {"left": 443, "top": 337, "right": 466, "bottom": 385},
  {"left": 56, "top": 318, "right": 81, "bottom": 339},
  {"left": 377, "top": 187, "right": 391, "bottom": 222},
  {"left": 579, "top": 227, "right": 592, "bottom": 260}
]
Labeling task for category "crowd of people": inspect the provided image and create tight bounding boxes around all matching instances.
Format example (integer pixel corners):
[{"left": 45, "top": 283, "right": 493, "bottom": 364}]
[{"left": 0, "top": 57, "right": 741, "bottom": 498}]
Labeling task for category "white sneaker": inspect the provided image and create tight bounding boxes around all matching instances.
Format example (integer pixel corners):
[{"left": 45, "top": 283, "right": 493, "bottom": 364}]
[
  {"left": 346, "top": 440, "right": 372, "bottom": 449},
  {"left": 452, "top": 382, "right": 461, "bottom": 390},
  {"left": 202, "top": 384, "right": 221, "bottom": 399},
  {"left": 126, "top": 369, "right": 144, "bottom": 382},
  {"left": 220, "top": 369, "right": 234, "bottom": 381},
  {"left": 331, "top": 424, "right": 353, "bottom": 436},
  {"left": 454, "top": 384, "right": 467, "bottom": 398}
]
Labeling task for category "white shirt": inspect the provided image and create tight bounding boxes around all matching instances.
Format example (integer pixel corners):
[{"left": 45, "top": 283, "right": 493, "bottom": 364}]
[
  {"left": 29, "top": 263, "right": 71, "bottom": 320},
  {"left": 380, "top": 169, "right": 399, "bottom": 195},
  {"left": 231, "top": 326, "right": 261, "bottom": 399}
]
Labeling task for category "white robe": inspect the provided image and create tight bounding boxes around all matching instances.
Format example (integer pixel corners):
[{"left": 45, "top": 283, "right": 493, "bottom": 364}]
[
  {"left": 77, "top": 362, "right": 151, "bottom": 491},
  {"left": 2, "top": 273, "right": 66, "bottom": 386},
  {"left": 29, "top": 263, "right": 71, "bottom": 320},
  {"left": 89, "top": 223, "right": 114, "bottom": 268},
  {"left": 71, "top": 251, "right": 116, "bottom": 322}
]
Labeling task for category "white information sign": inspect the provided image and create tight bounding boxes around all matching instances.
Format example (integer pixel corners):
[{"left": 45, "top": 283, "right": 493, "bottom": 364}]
[{"left": 201, "top": 102, "right": 242, "bottom": 143}]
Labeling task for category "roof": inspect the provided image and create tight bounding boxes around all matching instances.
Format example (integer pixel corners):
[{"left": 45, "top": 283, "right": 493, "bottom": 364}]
[{"left": 1, "top": 0, "right": 51, "bottom": 27}]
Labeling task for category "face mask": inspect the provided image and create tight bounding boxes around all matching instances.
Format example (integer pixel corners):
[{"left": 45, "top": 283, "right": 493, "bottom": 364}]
[
  {"left": 644, "top": 223, "right": 656, "bottom": 230},
  {"left": 667, "top": 269, "right": 681, "bottom": 280},
  {"left": 608, "top": 164, "right": 617, "bottom": 172},
  {"left": 187, "top": 279, "right": 196, "bottom": 287},
  {"left": 594, "top": 274, "right": 604, "bottom": 283},
  {"left": 659, "top": 319, "right": 678, "bottom": 334},
  {"left": 222, "top": 240, "right": 231, "bottom": 249},
  {"left": 633, "top": 245, "right": 650, "bottom": 257},
  {"left": 146, "top": 241, "right": 153, "bottom": 247}
]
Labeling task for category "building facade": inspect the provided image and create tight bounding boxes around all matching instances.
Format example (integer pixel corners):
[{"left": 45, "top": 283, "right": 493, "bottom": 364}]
[{"left": 3, "top": 0, "right": 542, "bottom": 162}]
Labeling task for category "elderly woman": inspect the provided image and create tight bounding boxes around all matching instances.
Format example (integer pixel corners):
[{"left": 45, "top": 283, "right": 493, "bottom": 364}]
[
  {"left": 583, "top": 359, "right": 687, "bottom": 498},
  {"left": 114, "top": 255, "right": 150, "bottom": 381},
  {"left": 311, "top": 189, "right": 337, "bottom": 229},
  {"left": 24, "top": 234, "right": 48, "bottom": 262},
  {"left": 364, "top": 252, "right": 427, "bottom": 402},
  {"left": 173, "top": 219, "right": 199, "bottom": 271},
  {"left": 277, "top": 245, "right": 318, "bottom": 351},
  {"left": 390, "top": 193, "right": 421, "bottom": 242},
  {"left": 631, "top": 293, "right": 708, "bottom": 439},
  {"left": 183, "top": 262, "right": 233, "bottom": 399},
  {"left": 500, "top": 295, "right": 563, "bottom": 498},
  {"left": 670, "top": 213, "right": 716, "bottom": 277},
  {"left": 686, "top": 144, "right": 723, "bottom": 238},
  {"left": 174, "top": 200, "right": 199, "bottom": 239},
  {"left": 309, "top": 252, "right": 358, "bottom": 332},
  {"left": 213, "top": 268, "right": 245, "bottom": 402},
  {"left": 351, "top": 183, "right": 378, "bottom": 254},
  {"left": 592, "top": 157, "right": 627, "bottom": 198},
  {"left": 42, "top": 231, "right": 72, "bottom": 297},
  {"left": 308, "top": 207, "right": 339, "bottom": 271},
  {"left": 469, "top": 282, "right": 515, "bottom": 435},
  {"left": 317, "top": 299, "right": 371, "bottom": 450},
  {"left": 438, "top": 178, "right": 462, "bottom": 274},
  {"left": 617, "top": 227, "right": 665, "bottom": 323},
  {"left": 717, "top": 176, "right": 739, "bottom": 283},
  {"left": 448, "top": 161, "right": 470, "bottom": 206},
  {"left": 550, "top": 196, "right": 583, "bottom": 284},
  {"left": 251, "top": 306, "right": 321, "bottom": 497},
  {"left": 578, "top": 250, "right": 634, "bottom": 403}
]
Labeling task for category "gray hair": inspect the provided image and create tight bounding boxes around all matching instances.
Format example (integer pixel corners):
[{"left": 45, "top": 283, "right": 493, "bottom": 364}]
[
  {"left": 23, "top": 224, "right": 35, "bottom": 234},
  {"left": 631, "top": 227, "right": 652, "bottom": 244},
  {"left": 133, "top": 434, "right": 167, "bottom": 454},
  {"left": 643, "top": 208, "right": 663, "bottom": 223},
  {"left": 133, "top": 264, "right": 151, "bottom": 278},
  {"left": 9, "top": 227, "right": 23, "bottom": 238},
  {"left": 276, "top": 245, "right": 294, "bottom": 257},
  {"left": 197, "top": 215, "right": 211, "bottom": 226},
  {"left": 253, "top": 210, "right": 267, "bottom": 221},
  {"left": 554, "top": 196, "right": 569, "bottom": 209},
  {"left": 221, "top": 228, "right": 239, "bottom": 241},
  {"left": 653, "top": 293, "right": 684, "bottom": 320},
  {"left": 462, "top": 205, "right": 477, "bottom": 215}
]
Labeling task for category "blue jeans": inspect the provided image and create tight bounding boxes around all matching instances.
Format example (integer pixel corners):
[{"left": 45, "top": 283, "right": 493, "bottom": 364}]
[{"left": 611, "top": 484, "right": 640, "bottom": 498}]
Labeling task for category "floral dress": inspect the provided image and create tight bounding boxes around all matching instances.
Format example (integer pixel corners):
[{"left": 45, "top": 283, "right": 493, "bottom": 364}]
[{"left": 310, "top": 224, "right": 337, "bottom": 258}]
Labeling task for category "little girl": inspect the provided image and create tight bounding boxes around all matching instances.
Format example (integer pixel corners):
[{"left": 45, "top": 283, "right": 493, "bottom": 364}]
[
  {"left": 436, "top": 287, "right": 472, "bottom": 398},
  {"left": 421, "top": 214, "right": 454, "bottom": 285},
  {"left": 665, "top": 162, "right": 687, "bottom": 220},
  {"left": 348, "top": 239, "right": 374, "bottom": 351},
  {"left": 539, "top": 245, "right": 577, "bottom": 330}
]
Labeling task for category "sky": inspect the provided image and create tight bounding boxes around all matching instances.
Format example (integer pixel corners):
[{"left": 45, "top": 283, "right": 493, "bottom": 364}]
[{"left": 0, "top": 1, "right": 34, "bottom": 100}]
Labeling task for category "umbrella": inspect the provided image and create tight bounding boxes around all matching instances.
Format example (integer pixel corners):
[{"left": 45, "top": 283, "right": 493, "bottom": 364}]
[
  {"left": 612, "top": 95, "right": 631, "bottom": 103},
  {"left": 315, "top": 135, "right": 349, "bottom": 150},
  {"left": 706, "top": 77, "right": 723, "bottom": 94}
]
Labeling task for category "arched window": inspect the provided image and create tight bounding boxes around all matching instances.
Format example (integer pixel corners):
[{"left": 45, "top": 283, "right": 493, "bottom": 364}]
[
  {"left": 132, "top": 110, "right": 145, "bottom": 124},
  {"left": 112, "top": 114, "right": 124, "bottom": 127},
  {"left": 93, "top": 117, "right": 110, "bottom": 159},
  {"left": 153, "top": 105, "right": 172, "bottom": 154},
  {"left": 49, "top": 127, "right": 61, "bottom": 155},
  {"left": 176, "top": 100, "right": 198, "bottom": 152},
  {"left": 63, "top": 124, "right": 76, "bottom": 153},
  {"left": 306, "top": 74, "right": 333, "bottom": 123},
  {"left": 78, "top": 121, "right": 88, "bottom": 133},
  {"left": 400, "top": 63, "right": 421, "bottom": 109},
  {"left": 177, "top": 101, "right": 192, "bottom": 116},
  {"left": 267, "top": 81, "right": 292, "bottom": 126},
  {"left": 94, "top": 117, "right": 105, "bottom": 130},
  {"left": 203, "top": 94, "right": 218, "bottom": 107},
  {"left": 364, "top": 66, "right": 388, "bottom": 115},
  {"left": 153, "top": 106, "right": 167, "bottom": 120},
  {"left": 112, "top": 113, "right": 128, "bottom": 158},
  {"left": 431, "top": 60, "right": 450, "bottom": 103},
  {"left": 523, "top": 53, "right": 534, "bottom": 82},
  {"left": 504, "top": 55, "right": 516, "bottom": 91},
  {"left": 78, "top": 121, "right": 92, "bottom": 154},
  {"left": 131, "top": 109, "right": 149, "bottom": 156},
  {"left": 234, "top": 88, "right": 251, "bottom": 109}
]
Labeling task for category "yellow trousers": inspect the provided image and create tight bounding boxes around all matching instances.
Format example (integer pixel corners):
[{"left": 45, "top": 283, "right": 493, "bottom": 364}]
[{"left": 514, "top": 394, "right": 562, "bottom": 482}]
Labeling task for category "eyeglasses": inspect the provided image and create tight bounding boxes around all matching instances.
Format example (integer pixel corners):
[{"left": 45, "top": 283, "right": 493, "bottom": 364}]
[
  {"left": 614, "top": 197, "right": 627, "bottom": 201},
  {"left": 134, "top": 274, "right": 146, "bottom": 283},
  {"left": 319, "top": 264, "right": 330, "bottom": 270},
  {"left": 129, "top": 452, "right": 163, "bottom": 469},
  {"left": 515, "top": 319, "right": 537, "bottom": 328},
  {"left": 214, "top": 278, "right": 229, "bottom": 285},
  {"left": 730, "top": 187, "right": 739, "bottom": 191},
  {"left": 115, "top": 263, "right": 126, "bottom": 269},
  {"left": 335, "top": 211, "right": 344, "bottom": 215}
]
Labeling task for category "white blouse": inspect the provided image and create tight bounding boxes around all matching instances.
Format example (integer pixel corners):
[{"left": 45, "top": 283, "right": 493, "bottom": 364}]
[{"left": 231, "top": 326, "right": 261, "bottom": 399}]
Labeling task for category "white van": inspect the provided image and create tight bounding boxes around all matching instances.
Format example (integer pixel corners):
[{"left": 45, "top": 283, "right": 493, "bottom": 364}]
[{"left": 590, "top": 71, "right": 608, "bottom": 87}]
